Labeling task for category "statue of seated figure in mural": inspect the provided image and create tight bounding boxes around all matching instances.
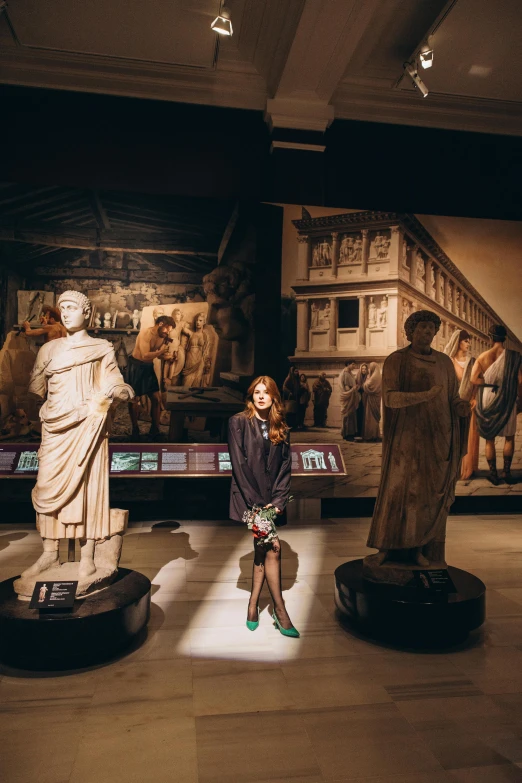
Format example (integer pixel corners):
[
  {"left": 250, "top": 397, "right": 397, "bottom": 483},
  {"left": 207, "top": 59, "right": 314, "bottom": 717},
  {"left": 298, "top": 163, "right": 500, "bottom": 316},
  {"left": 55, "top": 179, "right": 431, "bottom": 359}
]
[
  {"left": 15, "top": 290, "right": 134, "bottom": 597},
  {"left": 364, "top": 310, "right": 470, "bottom": 584}
]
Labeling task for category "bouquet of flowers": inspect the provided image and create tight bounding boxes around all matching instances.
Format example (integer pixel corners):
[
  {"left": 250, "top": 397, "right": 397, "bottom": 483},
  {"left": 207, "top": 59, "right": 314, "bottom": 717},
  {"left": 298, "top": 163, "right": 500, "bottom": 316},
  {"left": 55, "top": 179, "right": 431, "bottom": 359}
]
[{"left": 242, "top": 498, "right": 292, "bottom": 548}]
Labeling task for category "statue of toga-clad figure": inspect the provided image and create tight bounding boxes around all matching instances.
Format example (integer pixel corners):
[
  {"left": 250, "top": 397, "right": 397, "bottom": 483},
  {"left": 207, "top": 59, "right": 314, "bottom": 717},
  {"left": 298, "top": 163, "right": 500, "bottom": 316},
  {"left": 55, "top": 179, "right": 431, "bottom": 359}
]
[
  {"left": 15, "top": 290, "right": 134, "bottom": 596},
  {"left": 364, "top": 310, "right": 470, "bottom": 583}
]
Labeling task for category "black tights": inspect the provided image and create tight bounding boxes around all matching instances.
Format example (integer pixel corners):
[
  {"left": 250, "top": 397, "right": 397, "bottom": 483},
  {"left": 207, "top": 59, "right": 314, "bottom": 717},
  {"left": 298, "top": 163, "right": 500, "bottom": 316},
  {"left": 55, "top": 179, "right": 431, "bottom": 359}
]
[{"left": 247, "top": 537, "right": 294, "bottom": 630}]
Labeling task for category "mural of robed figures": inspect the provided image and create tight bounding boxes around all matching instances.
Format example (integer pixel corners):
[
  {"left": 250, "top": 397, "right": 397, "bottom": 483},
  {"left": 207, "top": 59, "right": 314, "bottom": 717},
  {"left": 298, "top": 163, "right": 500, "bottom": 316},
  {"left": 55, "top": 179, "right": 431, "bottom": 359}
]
[{"left": 285, "top": 208, "right": 522, "bottom": 432}]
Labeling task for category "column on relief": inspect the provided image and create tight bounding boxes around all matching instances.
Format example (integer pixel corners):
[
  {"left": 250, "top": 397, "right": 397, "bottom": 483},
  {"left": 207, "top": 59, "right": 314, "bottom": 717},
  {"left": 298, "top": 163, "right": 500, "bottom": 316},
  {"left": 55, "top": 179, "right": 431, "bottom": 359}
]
[
  {"left": 434, "top": 266, "right": 442, "bottom": 304},
  {"left": 450, "top": 281, "right": 457, "bottom": 315},
  {"left": 443, "top": 274, "right": 449, "bottom": 309},
  {"left": 424, "top": 258, "right": 433, "bottom": 297},
  {"left": 296, "top": 299, "right": 310, "bottom": 352},
  {"left": 331, "top": 232, "right": 340, "bottom": 278},
  {"left": 358, "top": 295, "right": 367, "bottom": 348},
  {"left": 328, "top": 297, "right": 338, "bottom": 350},
  {"left": 361, "top": 229, "right": 370, "bottom": 275},
  {"left": 387, "top": 292, "right": 398, "bottom": 348},
  {"left": 459, "top": 289, "right": 465, "bottom": 319},
  {"left": 297, "top": 235, "right": 311, "bottom": 280},
  {"left": 409, "top": 244, "right": 418, "bottom": 285},
  {"left": 388, "top": 225, "right": 401, "bottom": 275}
]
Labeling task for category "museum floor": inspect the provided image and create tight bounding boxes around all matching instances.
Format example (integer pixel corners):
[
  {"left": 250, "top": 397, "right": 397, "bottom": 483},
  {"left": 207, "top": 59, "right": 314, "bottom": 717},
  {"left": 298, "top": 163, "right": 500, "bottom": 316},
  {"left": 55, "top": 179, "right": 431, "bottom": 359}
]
[{"left": 2, "top": 515, "right": 522, "bottom": 783}]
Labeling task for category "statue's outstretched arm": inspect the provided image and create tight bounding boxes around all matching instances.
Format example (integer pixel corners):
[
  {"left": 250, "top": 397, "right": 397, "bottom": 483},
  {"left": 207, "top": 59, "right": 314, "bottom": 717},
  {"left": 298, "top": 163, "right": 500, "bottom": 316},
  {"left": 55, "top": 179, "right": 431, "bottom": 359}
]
[
  {"left": 383, "top": 353, "right": 441, "bottom": 409},
  {"left": 385, "top": 387, "right": 441, "bottom": 409}
]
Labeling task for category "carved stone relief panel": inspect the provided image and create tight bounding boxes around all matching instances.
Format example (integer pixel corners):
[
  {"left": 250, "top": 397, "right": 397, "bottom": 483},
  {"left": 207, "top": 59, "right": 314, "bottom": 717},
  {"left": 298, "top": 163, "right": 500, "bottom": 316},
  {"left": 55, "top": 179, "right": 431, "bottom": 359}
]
[{"left": 311, "top": 238, "right": 332, "bottom": 267}]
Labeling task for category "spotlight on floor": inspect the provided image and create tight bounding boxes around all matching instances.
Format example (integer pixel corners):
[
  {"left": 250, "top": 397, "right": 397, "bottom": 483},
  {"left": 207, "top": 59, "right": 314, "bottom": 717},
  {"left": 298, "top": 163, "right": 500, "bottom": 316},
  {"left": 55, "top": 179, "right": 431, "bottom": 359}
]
[
  {"left": 211, "top": 4, "right": 233, "bottom": 36},
  {"left": 405, "top": 64, "right": 429, "bottom": 98},
  {"left": 419, "top": 48, "right": 434, "bottom": 69}
]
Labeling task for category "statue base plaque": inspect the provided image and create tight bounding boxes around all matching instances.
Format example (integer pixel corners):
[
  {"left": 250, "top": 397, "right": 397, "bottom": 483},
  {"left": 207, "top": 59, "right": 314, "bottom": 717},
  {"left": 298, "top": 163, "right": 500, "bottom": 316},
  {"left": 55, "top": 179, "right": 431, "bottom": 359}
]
[
  {"left": 362, "top": 554, "right": 448, "bottom": 587},
  {"left": 0, "top": 568, "right": 151, "bottom": 670},
  {"left": 335, "top": 559, "right": 485, "bottom": 647}
]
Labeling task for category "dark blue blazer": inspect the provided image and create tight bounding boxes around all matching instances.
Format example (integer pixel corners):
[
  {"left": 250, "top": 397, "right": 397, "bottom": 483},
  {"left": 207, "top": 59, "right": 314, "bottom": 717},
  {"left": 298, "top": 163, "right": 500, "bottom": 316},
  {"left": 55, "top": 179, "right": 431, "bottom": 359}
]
[{"left": 228, "top": 412, "right": 291, "bottom": 522}]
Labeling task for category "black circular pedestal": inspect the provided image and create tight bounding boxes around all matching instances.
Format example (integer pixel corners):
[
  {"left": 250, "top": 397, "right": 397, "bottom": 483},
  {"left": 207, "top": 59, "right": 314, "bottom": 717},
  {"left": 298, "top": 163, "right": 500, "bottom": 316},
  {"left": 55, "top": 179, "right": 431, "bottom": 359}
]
[
  {"left": 0, "top": 568, "right": 151, "bottom": 670},
  {"left": 335, "top": 559, "right": 486, "bottom": 647}
]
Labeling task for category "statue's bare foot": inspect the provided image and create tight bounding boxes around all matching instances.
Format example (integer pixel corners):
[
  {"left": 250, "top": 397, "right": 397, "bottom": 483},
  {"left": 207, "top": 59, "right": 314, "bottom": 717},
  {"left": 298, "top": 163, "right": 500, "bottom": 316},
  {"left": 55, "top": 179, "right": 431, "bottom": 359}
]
[
  {"left": 415, "top": 550, "right": 430, "bottom": 567},
  {"left": 79, "top": 557, "right": 97, "bottom": 579},
  {"left": 21, "top": 551, "right": 59, "bottom": 578}
]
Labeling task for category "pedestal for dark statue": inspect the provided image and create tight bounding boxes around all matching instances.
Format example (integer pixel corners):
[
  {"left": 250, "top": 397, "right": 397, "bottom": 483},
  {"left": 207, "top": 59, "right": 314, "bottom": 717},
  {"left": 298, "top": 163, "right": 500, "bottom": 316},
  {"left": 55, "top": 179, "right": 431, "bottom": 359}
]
[
  {"left": 334, "top": 559, "right": 485, "bottom": 647},
  {"left": 0, "top": 568, "right": 151, "bottom": 670}
]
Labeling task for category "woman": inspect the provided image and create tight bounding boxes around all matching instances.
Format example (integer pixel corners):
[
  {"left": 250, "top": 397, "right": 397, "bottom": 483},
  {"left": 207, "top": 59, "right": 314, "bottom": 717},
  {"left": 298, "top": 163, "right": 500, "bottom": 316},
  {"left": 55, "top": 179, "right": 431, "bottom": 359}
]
[
  {"left": 296, "top": 373, "right": 311, "bottom": 429},
  {"left": 444, "top": 328, "right": 479, "bottom": 480},
  {"left": 355, "top": 363, "right": 369, "bottom": 438},
  {"left": 339, "top": 362, "right": 358, "bottom": 440},
  {"left": 180, "top": 311, "right": 211, "bottom": 387},
  {"left": 228, "top": 376, "right": 299, "bottom": 638},
  {"left": 361, "top": 362, "right": 382, "bottom": 441}
]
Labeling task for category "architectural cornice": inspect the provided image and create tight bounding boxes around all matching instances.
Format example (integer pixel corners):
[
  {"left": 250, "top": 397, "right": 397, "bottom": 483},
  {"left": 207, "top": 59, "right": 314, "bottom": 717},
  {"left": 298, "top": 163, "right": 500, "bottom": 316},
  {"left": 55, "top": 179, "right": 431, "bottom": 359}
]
[
  {"left": 0, "top": 47, "right": 267, "bottom": 110},
  {"left": 333, "top": 81, "right": 522, "bottom": 137}
]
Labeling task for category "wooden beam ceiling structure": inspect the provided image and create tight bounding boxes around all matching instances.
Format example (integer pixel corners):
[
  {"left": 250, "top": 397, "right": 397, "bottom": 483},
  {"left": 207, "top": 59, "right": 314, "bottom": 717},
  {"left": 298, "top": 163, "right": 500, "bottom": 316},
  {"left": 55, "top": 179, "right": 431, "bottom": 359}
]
[{"left": 0, "top": 184, "right": 233, "bottom": 276}]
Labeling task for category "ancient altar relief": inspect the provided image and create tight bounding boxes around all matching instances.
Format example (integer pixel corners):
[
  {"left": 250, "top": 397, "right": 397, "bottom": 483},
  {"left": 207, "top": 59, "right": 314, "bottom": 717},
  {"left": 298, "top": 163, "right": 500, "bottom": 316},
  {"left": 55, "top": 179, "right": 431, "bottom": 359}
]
[
  {"left": 311, "top": 239, "right": 332, "bottom": 267},
  {"left": 138, "top": 301, "right": 217, "bottom": 390}
]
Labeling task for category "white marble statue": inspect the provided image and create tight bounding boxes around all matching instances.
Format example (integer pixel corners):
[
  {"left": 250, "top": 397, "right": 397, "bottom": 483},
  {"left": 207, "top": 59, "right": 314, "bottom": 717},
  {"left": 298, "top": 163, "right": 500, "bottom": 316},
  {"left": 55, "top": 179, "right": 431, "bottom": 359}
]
[
  {"left": 14, "top": 290, "right": 134, "bottom": 598},
  {"left": 132, "top": 309, "right": 140, "bottom": 329},
  {"left": 103, "top": 312, "right": 112, "bottom": 328},
  {"left": 94, "top": 312, "right": 102, "bottom": 328}
]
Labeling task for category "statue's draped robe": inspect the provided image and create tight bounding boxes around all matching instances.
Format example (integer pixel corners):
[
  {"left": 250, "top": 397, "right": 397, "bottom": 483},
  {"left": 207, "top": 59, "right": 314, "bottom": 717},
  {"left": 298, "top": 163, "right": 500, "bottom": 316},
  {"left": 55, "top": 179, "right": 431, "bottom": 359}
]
[
  {"left": 367, "top": 347, "right": 465, "bottom": 551},
  {"left": 29, "top": 338, "right": 128, "bottom": 540}
]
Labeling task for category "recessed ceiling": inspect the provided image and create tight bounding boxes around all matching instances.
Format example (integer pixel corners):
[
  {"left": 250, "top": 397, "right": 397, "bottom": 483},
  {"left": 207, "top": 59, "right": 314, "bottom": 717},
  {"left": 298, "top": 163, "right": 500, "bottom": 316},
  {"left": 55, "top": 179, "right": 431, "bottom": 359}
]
[
  {"left": 6, "top": 0, "right": 220, "bottom": 68},
  {"left": 0, "top": 0, "right": 521, "bottom": 136},
  {"left": 396, "top": 0, "right": 522, "bottom": 102}
]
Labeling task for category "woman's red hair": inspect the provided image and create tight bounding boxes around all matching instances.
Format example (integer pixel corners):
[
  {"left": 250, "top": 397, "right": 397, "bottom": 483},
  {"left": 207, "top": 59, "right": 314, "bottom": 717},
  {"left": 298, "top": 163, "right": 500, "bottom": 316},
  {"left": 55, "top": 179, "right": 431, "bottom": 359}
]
[{"left": 244, "top": 375, "right": 289, "bottom": 444}]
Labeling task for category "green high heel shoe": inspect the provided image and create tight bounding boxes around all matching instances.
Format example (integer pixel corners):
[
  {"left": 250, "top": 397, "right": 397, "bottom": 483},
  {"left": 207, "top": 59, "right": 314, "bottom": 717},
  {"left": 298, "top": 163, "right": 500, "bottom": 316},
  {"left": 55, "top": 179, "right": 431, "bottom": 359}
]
[
  {"left": 246, "top": 606, "right": 260, "bottom": 631},
  {"left": 272, "top": 610, "right": 300, "bottom": 638}
]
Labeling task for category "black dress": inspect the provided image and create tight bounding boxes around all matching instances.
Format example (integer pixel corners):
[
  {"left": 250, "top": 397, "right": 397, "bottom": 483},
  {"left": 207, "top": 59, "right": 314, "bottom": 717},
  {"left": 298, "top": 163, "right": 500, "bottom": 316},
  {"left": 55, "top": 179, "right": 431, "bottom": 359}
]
[{"left": 228, "top": 412, "right": 292, "bottom": 522}]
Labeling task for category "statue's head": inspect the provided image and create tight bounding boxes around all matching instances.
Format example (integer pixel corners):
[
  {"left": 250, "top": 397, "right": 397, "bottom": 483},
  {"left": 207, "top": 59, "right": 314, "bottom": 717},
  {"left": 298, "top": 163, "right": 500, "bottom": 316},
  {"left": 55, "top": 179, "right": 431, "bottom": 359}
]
[
  {"left": 489, "top": 324, "right": 507, "bottom": 343},
  {"left": 203, "top": 262, "right": 254, "bottom": 341},
  {"left": 405, "top": 309, "right": 441, "bottom": 350},
  {"left": 172, "top": 308, "right": 183, "bottom": 324},
  {"left": 58, "top": 290, "right": 91, "bottom": 332},
  {"left": 193, "top": 311, "right": 206, "bottom": 330}
]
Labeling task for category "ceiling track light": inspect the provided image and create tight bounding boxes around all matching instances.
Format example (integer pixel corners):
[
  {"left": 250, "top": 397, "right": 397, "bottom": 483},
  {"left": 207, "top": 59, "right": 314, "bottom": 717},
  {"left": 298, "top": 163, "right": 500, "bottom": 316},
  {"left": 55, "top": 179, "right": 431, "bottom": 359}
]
[
  {"left": 419, "top": 47, "right": 434, "bottom": 69},
  {"left": 211, "top": 3, "right": 233, "bottom": 36},
  {"left": 404, "top": 63, "right": 429, "bottom": 98}
]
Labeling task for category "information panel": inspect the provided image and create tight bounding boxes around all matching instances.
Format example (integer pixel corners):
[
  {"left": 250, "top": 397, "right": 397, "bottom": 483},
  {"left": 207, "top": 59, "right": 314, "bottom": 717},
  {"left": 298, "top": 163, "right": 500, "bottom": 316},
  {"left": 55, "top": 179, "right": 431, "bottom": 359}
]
[{"left": 0, "top": 443, "right": 345, "bottom": 478}]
